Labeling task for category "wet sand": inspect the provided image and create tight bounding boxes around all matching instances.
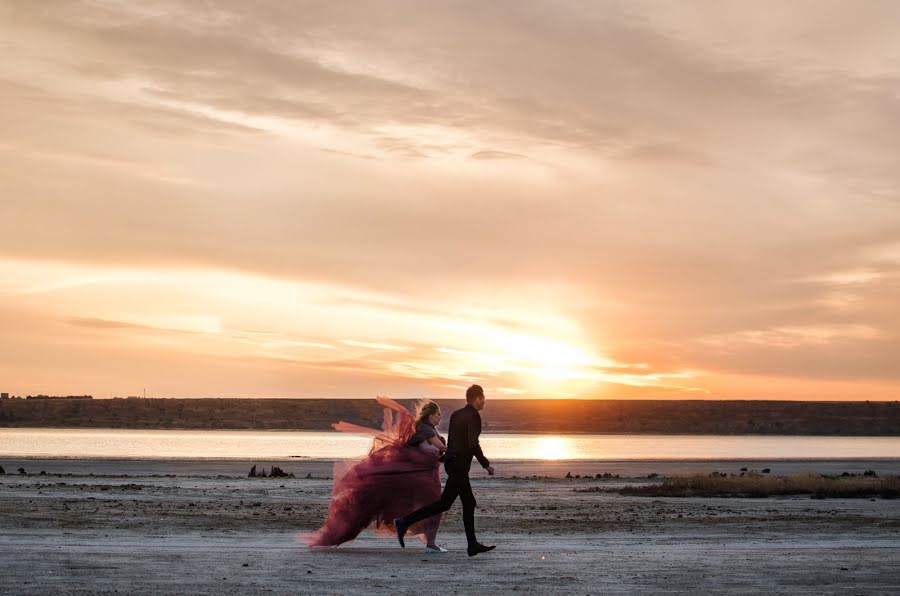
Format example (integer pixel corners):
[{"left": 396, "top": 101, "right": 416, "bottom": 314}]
[{"left": 1, "top": 457, "right": 898, "bottom": 594}]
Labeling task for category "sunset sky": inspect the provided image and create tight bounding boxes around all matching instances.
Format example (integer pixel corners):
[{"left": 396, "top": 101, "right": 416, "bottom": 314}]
[{"left": 1, "top": 1, "right": 899, "bottom": 400}]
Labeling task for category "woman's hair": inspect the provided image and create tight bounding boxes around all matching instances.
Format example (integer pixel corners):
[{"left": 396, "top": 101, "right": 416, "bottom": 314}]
[{"left": 415, "top": 399, "right": 440, "bottom": 427}]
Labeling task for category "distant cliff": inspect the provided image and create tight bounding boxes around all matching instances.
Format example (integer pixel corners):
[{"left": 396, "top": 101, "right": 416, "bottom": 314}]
[{"left": 1, "top": 398, "right": 898, "bottom": 435}]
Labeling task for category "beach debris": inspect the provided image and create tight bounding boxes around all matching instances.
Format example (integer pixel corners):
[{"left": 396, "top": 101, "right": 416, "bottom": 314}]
[
  {"left": 565, "top": 472, "right": 573, "bottom": 478},
  {"left": 248, "top": 465, "right": 294, "bottom": 478},
  {"left": 269, "top": 466, "right": 293, "bottom": 478},
  {"left": 762, "top": 468, "right": 771, "bottom": 474},
  {"left": 305, "top": 473, "right": 313, "bottom": 479},
  {"left": 18, "top": 467, "right": 26, "bottom": 475},
  {"left": 647, "top": 473, "right": 659, "bottom": 479},
  {"left": 0, "top": 465, "right": 4, "bottom": 474},
  {"left": 740, "top": 467, "right": 748, "bottom": 472},
  {"left": 864, "top": 470, "right": 878, "bottom": 477}
]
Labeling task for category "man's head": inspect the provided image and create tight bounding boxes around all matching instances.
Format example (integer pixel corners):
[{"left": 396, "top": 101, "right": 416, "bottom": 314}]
[{"left": 465, "top": 384, "right": 486, "bottom": 411}]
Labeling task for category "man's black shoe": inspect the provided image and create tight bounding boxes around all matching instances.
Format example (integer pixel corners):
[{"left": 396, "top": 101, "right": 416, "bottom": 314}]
[
  {"left": 467, "top": 543, "right": 496, "bottom": 557},
  {"left": 394, "top": 518, "right": 408, "bottom": 548}
]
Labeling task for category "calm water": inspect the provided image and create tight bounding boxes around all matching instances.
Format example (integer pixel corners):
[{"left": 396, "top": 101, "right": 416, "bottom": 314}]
[{"left": 1, "top": 428, "right": 898, "bottom": 460}]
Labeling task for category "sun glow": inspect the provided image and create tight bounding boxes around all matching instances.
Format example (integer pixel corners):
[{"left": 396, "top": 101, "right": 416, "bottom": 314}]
[
  {"left": 0, "top": 257, "right": 690, "bottom": 397},
  {"left": 425, "top": 314, "right": 615, "bottom": 393}
]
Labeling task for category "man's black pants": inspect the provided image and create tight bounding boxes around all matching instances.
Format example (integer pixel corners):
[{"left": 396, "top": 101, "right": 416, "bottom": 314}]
[{"left": 402, "top": 471, "right": 478, "bottom": 546}]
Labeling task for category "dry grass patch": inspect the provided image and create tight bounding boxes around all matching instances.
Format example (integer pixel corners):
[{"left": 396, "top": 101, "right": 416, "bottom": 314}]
[{"left": 615, "top": 473, "right": 900, "bottom": 499}]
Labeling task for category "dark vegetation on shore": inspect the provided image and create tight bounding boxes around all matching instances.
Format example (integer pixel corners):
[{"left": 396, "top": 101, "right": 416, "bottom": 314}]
[
  {"left": 609, "top": 472, "right": 900, "bottom": 499},
  {"left": 1, "top": 398, "right": 898, "bottom": 435}
]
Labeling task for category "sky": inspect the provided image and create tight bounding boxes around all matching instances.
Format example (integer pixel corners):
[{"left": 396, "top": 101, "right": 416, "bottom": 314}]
[{"left": 1, "top": 1, "right": 899, "bottom": 400}]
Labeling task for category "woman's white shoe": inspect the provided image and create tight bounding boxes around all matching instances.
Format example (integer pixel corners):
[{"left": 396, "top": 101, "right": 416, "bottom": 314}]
[{"left": 425, "top": 544, "right": 448, "bottom": 553}]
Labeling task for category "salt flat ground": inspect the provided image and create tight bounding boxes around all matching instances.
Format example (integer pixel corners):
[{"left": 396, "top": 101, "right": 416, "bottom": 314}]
[{"left": 0, "top": 457, "right": 898, "bottom": 595}]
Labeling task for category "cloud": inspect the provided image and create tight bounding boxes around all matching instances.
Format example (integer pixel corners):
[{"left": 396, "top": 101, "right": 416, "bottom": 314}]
[
  {"left": 339, "top": 339, "right": 412, "bottom": 352},
  {"left": 470, "top": 150, "right": 527, "bottom": 160},
  {"left": 65, "top": 317, "right": 164, "bottom": 332}
]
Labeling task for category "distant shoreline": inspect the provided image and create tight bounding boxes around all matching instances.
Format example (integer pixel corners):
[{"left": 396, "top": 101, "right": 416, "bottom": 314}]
[
  {"left": 2, "top": 398, "right": 898, "bottom": 435},
  {"left": 3, "top": 425, "right": 900, "bottom": 438},
  {"left": 7, "top": 454, "right": 900, "bottom": 461}
]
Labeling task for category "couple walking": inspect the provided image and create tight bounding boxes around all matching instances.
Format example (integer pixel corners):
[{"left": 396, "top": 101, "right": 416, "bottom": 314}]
[{"left": 303, "top": 385, "right": 496, "bottom": 556}]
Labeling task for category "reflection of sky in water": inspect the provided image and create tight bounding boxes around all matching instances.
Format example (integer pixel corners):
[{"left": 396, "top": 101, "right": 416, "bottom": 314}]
[{"left": 2, "top": 429, "right": 899, "bottom": 460}]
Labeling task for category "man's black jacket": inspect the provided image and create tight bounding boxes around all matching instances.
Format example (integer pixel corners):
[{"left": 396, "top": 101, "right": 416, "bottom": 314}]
[{"left": 443, "top": 404, "right": 490, "bottom": 475}]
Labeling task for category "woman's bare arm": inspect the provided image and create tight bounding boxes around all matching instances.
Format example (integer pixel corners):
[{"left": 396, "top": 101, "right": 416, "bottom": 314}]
[{"left": 427, "top": 436, "right": 447, "bottom": 453}]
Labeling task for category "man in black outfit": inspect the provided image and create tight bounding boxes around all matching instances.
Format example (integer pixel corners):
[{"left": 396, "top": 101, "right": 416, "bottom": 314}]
[{"left": 394, "top": 384, "right": 496, "bottom": 557}]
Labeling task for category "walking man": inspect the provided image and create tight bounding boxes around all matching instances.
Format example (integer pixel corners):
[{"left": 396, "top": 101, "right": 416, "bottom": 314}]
[{"left": 394, "top": 384, "right": 496, "bottom": 556}]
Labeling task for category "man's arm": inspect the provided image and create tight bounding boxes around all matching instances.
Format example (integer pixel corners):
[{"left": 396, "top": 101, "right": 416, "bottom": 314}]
[{"left": 469, "top": 411, "right": 491, "bottom": 469}]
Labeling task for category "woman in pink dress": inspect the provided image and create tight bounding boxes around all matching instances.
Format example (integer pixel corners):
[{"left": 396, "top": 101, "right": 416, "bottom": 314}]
[{"left": 302, "top": 397, "right": 448, "bottom": 552}]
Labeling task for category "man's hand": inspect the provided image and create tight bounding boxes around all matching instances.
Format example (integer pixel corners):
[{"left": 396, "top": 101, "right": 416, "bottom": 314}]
[{"left": 486, "top": 465, "right": 495, "bottom": 476}]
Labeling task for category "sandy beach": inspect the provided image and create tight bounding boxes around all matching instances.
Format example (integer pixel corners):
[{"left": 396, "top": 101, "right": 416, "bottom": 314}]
[{"left": 1, "top": 457, "right": 898, "bottom": 595}]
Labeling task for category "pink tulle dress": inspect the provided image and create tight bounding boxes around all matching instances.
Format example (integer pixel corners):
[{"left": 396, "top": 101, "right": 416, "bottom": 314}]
[{"left": 301, "top": 396, "right": 442, "bottom": 547}]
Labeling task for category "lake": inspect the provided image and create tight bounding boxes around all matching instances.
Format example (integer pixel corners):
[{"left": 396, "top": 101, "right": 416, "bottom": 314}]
[{"left": 1, "top": 428, "right": 899, "bottom": 460}]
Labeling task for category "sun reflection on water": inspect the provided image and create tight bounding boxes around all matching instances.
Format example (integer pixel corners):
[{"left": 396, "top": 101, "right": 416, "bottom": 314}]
[{"left": 530, "top": 436, "right": 577, "bottom": 460}]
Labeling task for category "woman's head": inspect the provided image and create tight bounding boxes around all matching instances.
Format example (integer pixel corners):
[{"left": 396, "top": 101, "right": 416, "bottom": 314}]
[{"left": 415, "top": 399, "right": 441, "bottom": 427}]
